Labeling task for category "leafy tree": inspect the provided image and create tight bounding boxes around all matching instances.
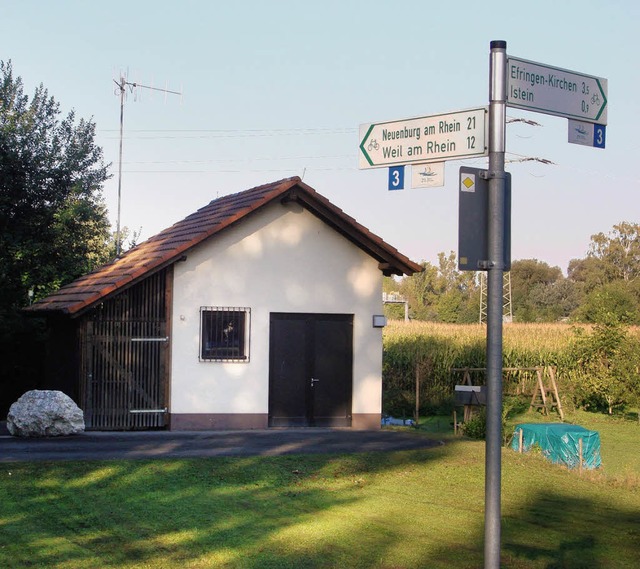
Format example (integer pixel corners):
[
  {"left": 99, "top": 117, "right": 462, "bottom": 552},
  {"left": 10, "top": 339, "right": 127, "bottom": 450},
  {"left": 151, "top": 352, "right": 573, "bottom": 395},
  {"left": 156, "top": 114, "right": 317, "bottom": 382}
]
[
  {"left": 570, "top": 319, "right": 640, "bottom": 414},
  {"left": 569, "top": 223, "right": 640, "bottom": 322},
  {"left": 569, "top": 222, "right": 640, "bottom": 290},
  {"left": 511, "top": 258, "right": 561, "bottom": 289},
  {"left": 509, "top": 259, "right": 568, "bottom": 321},
  {"left": 399, "top": 261, "right": 439, "bottom": 320},
  {"left": 527, "top": 279, "right": 582, "bottom": 322},
  {"left": 1, "top": 60, "right": 111, "bottom": 303},
  {"left": 573, "top": 281, "right": 640, "bottom": 325},
  {"left": 432, "top": 252, "right": 479, "bottom": 323},
  {"left": 568, "top": 255, "right": 608, "bottom": 294},
  {"left": 589, "top": 222, "right": 640, "bottom": 283},
  {"left": 0, "top": 60, "right": 111, "bottom": 411},
  {"left": 397, "top": 252, "right": 479, "bottom": 322},
  {"left": 105, "top": 226, "right": 142, "bottom": 260},
  {"left": 382, "top": 276, "right": 408, "bottom": 320}
]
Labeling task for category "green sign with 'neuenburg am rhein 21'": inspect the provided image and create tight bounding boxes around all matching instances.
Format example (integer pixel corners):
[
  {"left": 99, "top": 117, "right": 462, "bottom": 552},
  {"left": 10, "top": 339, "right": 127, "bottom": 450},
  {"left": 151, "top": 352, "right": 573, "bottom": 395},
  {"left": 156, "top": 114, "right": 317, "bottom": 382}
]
[
  {"left": 359, "top": 107, "right": 488, "bottom": 169},
  {"left": 507, "top": 56, "right": 608, "bottom": 124}
]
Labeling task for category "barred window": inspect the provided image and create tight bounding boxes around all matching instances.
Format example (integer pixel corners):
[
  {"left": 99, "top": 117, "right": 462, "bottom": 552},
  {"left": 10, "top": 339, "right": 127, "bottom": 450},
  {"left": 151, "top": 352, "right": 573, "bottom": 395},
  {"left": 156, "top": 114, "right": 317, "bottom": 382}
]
[{"left": 200, "top": 307, "right": 250, "bottom": 362}]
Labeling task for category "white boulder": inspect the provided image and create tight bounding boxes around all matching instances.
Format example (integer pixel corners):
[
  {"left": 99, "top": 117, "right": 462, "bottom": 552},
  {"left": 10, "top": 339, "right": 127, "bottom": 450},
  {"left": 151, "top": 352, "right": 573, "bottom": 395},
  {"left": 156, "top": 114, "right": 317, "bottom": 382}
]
[{"left": 7, "top": 390, "right": 85, "bottom": 437}]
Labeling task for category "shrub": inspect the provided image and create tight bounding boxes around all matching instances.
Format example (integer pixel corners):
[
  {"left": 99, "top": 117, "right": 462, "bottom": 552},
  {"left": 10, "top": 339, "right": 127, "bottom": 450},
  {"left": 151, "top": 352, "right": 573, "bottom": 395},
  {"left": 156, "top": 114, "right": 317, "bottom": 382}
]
[
  {"left": 568, "top": 321, "right": 640, "bottom": 414},
  {"left": 460, "top": 408, "right": 486, "bottom": 439}
]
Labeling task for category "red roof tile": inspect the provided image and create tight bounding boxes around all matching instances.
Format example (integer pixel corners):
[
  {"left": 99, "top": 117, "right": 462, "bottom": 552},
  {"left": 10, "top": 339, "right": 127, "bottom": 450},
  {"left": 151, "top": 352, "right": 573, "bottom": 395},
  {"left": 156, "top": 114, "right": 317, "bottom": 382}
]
[{"left": 27, "top": 177, "right": 422, "bottom": 317}]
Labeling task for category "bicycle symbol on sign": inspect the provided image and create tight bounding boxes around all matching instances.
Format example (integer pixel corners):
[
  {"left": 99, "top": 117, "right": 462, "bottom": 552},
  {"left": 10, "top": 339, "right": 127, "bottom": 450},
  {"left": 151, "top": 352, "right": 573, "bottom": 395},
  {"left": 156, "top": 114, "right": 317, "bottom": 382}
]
[
  {"left": 591, "top": 93, "right": 601, "bottom": 107},
  {"left": 368, "top": 139, "right": 380, "bottom": 152}
]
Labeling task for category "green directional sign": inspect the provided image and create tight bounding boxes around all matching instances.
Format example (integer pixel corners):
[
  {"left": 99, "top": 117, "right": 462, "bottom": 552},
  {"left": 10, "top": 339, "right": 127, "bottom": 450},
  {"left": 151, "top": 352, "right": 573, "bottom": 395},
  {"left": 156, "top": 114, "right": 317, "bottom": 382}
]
[
  {"left": 359, "top": 107, "right": 488, "bottom": 169},
  {"left": 507, "top": 56, "right": 608, "bottom": 124}
]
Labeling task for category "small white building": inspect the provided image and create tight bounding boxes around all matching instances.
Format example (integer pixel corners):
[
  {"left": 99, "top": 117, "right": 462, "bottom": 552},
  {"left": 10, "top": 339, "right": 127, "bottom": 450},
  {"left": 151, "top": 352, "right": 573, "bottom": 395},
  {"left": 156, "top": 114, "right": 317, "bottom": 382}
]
[{"left": 29, "top": 177, "right": 421, "bottom": 430}]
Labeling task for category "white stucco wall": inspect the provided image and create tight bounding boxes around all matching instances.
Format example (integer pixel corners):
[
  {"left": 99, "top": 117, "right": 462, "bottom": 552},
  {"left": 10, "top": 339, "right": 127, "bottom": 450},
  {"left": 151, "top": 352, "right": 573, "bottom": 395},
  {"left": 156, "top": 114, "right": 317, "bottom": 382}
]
[{"left": 170, "top": 200, "right": 384, "bottom": 417}]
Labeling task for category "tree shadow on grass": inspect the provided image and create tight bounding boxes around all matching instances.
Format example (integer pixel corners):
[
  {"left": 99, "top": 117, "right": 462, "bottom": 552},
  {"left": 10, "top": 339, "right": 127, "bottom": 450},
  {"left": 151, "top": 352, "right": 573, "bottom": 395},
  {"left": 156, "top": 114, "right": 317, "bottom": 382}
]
[
  {"left": 501, "top": 489, "right": 640, "bottom": 568},
  {"left": 409, "top": 439, "right": 640, "bottom": 569},
  {"left": 0, "top": 443, "right": 458, "bottom": 569},
  {"left": 5, "top": 439, "right": 637, "bottom": 568}
]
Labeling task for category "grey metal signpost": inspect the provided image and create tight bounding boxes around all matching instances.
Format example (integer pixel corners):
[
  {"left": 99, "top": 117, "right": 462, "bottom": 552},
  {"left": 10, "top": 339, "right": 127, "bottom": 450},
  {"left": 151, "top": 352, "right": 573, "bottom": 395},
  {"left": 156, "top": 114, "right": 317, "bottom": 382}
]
[
  {"left": 359, "top": 40, "right": 607, "bottom": 569},
  {"left": 482, "top": 41, "right": 608, "bottom": 568},
  {"left": 485, "top": 39, "right": 508, "bottom": 569}
]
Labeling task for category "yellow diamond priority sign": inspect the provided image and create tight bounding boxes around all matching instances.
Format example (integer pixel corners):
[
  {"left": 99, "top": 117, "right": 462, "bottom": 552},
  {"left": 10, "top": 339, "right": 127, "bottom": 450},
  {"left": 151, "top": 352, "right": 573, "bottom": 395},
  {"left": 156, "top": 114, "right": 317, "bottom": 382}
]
[{"left": 462, "top": 173, "right": 476, "bottom": 191}]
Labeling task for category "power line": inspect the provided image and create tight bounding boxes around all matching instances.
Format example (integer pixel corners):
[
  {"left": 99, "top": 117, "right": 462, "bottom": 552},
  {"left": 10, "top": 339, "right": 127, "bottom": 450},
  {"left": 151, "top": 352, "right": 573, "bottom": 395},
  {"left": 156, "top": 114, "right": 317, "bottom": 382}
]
[
  {"left": 119, "top": 166, "right": 358, "bottom": 174},
  {"left": 120, "top": 154, "right": 355, "bottom": 165},
  {"left": 100, "top": 127, "right": 356, "bottom": 133},
  {"left": 100, "top": 127, "right": 357, "bottom": 140}
]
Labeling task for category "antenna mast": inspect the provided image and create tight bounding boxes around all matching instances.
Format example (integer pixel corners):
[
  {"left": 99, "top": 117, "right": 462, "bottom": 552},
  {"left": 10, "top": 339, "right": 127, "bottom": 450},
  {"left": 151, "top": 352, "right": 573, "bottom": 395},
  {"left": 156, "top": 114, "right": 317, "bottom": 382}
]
[{"left": 113, "top": 74, "right": 181, "bottom": 257}]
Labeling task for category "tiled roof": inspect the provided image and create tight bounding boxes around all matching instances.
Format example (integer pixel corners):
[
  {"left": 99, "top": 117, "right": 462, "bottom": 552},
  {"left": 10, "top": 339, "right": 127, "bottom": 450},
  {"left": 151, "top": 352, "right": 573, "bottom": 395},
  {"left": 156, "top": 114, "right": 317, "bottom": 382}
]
[{"left": 27, "top": 177, "right": 422, "bottom": 317}]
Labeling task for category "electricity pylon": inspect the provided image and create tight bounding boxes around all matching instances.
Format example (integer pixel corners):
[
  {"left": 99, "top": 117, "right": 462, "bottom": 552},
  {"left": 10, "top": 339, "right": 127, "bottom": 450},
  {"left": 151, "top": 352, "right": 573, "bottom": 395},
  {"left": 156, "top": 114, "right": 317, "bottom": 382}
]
[{"left": 479, "top": 271, "right": 512, "bottom": 324}]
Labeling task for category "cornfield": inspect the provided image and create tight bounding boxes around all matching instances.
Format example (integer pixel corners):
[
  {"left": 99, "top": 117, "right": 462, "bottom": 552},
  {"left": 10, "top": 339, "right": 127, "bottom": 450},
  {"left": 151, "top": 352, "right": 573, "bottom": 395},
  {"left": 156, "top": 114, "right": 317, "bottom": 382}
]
[{"left": 382, "top": 320, "right": 640, "bottom": 417}]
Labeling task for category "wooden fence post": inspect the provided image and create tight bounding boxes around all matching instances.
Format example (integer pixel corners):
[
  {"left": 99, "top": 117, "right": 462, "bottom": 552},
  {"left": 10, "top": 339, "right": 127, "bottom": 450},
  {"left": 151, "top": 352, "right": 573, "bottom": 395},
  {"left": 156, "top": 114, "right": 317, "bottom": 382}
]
[
  {"left": 518, "top": 429, "right": 523, "bottom": 453},
  {"left": 578, "top": 438, "right": 583, "bottom": 475},
  {"left": 415, "top": 363, "right": 420, "bottom": 426}
]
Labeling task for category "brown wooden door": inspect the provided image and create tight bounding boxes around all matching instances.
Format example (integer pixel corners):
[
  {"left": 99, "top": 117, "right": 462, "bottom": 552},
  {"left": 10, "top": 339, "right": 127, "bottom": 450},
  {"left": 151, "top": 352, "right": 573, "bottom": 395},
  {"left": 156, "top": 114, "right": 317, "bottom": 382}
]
[
  {"left": 81, "top": 270, "right": 170, "bottom": 430},
  {"left": 268, "top": 313, "right": 353, "bottom": 427}
]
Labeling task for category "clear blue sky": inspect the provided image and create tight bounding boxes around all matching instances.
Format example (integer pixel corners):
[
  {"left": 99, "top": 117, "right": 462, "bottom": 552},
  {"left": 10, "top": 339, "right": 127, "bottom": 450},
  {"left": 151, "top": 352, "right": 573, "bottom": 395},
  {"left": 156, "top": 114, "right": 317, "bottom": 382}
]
[{"left": 3, "top": 0, "right": 638, "bottom": 273}]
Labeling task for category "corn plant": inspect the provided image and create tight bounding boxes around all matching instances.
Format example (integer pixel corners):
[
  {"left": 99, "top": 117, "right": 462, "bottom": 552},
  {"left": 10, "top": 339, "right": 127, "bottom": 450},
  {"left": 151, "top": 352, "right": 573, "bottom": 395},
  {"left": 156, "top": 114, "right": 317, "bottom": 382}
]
[{"left": 382, "top": 321, "right": 640, "bottom": 416}]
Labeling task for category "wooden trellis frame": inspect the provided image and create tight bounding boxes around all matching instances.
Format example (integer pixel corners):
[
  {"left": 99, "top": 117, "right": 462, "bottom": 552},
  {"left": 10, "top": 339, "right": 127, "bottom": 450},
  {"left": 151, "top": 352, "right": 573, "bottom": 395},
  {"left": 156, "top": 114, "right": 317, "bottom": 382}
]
[
  {"left": 529, "top": 366, "right": 564, "bottom": 420},
  {"left": 451, "top": 366, "right": 564, "bottom": 425}
]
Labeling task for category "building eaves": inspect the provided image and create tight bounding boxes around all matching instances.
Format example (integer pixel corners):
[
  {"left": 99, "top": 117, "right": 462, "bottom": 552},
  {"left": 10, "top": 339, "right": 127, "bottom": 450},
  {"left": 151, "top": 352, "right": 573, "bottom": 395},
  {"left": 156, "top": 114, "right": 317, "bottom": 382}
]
[{"left": 26, "top": 177, "right": 421, "bottom": 317}]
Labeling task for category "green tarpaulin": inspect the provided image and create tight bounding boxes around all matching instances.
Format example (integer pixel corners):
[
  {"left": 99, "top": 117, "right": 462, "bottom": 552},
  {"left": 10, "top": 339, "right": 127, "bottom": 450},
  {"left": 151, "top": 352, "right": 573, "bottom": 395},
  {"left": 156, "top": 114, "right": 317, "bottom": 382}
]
[{"left": 510, "top": 423, "right": 601, "bottom": 470}]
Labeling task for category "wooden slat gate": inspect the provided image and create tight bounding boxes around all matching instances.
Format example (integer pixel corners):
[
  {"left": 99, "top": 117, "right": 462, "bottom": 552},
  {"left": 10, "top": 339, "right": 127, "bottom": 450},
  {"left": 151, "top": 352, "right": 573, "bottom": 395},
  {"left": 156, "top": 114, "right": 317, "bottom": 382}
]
[{"left": 80, "top": 269, "right": 170, "bottom": 430}]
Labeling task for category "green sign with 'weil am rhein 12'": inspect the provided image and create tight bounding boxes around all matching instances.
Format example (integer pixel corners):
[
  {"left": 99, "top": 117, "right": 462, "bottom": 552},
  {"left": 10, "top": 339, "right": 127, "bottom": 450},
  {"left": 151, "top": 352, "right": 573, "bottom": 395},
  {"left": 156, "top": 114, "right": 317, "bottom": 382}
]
[{"left": 359, "top": 107, "right": 488, "bottom": 169}]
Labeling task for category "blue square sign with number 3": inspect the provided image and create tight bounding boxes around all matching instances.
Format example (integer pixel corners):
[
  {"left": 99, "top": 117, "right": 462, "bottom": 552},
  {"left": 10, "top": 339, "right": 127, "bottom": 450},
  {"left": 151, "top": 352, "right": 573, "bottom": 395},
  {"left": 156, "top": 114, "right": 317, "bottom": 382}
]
[
  {"left": 593, "top": 125, "right": 606, "bottom": 149},
  {"left": 388, "top": 166, "right": 405, "bottom": 191}
]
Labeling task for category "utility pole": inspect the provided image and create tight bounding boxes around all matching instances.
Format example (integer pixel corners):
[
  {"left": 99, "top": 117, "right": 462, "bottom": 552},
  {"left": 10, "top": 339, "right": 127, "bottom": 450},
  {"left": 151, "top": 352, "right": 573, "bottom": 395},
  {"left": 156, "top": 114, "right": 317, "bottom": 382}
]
[{"left": 113, "top": 75, "right": 181, "bottom": 257}]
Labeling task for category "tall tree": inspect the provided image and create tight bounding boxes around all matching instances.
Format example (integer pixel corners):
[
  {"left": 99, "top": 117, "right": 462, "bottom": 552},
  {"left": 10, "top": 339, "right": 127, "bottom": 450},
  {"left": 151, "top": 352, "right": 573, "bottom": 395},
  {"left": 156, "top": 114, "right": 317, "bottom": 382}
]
[
  {"left": 567, "top": 256, "right": 607, "bottom": 294},
  {"left": 0, "top": 60, "right": 110, "bottom": 306},
  {"left": 527, "top": 278, "right": 582, "bottom": 321},
  {"left": 0, "top": 60, "right": 111, "bottom": 410},
  {"left": 569, "top": 222, "right": 640, "bottom": 290},
  {"left": 569, "top": 222, "right": 640, "bottom": 322},
  {"left": 397, "top": 252, "right": 479, "bottom": 322},
  {"left": 509, "top": 259, "right": 565, "bottom": 321},
  {"left": 399, "top": 261, "right": 439, "bottom": 320},
  {"left": 573, "top": 281, "right": 640, "bottom": 325},
  {"left": 588, "top": 222, "right": 640, "bottom": 283},
  {"left": 570, "top": 319, "right": 640, "bottom": 413},
  {"left": 433, "top": 252, "right": 478, "bottom": 323}
]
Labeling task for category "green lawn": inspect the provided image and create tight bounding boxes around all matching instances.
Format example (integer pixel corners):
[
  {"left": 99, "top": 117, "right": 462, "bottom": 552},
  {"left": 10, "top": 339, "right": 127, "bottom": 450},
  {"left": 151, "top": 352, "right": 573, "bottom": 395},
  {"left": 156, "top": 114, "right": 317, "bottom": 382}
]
[{"left": 1, "top": 412, "right": 638, "bottom": 568}]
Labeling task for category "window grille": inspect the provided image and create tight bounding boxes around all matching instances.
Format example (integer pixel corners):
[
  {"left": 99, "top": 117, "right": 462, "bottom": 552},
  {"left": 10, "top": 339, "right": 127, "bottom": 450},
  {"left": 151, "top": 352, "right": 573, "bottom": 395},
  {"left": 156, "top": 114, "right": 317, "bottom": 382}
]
[{"left": 200, "top": 307, "right": 250, "bottom": 362}]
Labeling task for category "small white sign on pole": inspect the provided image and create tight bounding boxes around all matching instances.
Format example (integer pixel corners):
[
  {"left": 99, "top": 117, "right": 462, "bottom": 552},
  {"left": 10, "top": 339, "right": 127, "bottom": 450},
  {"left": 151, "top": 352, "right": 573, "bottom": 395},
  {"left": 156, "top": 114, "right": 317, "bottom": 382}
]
[
  {"left": 568, "top": 120, "right": 606, "bottom": 149},
  {"left": 411, "top": 162, "right": 445, "bottom": 188}
]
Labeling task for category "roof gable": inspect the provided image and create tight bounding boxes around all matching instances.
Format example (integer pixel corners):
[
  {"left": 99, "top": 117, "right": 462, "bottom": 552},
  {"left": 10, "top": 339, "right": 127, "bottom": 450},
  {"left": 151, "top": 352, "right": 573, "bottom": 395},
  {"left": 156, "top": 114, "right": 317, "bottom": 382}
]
[{"left": 27, "top": 177, "right": 421, "bottom": 316}]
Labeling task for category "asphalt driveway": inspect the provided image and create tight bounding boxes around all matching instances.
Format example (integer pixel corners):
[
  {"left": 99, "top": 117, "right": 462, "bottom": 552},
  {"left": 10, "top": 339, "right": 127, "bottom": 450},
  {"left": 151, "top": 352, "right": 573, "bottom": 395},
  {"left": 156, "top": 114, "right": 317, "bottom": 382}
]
[{"left": 0, "top": 428, "right": 442, "bottom": 462}]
